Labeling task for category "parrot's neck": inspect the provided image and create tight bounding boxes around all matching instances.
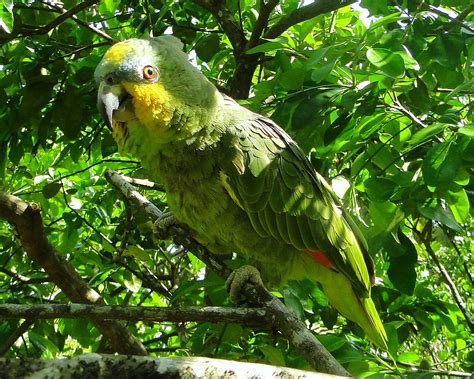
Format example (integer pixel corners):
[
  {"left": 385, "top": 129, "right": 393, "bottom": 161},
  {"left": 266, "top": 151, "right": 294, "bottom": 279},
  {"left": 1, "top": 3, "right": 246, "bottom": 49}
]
[{"left": 128, "top": 91, "right": 241, "bottom": 185}]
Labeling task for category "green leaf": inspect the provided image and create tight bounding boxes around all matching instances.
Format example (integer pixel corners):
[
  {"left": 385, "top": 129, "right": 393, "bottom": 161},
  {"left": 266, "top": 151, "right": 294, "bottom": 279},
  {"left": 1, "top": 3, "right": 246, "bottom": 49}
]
[
  {"left": 388, "top": 256, "right": 417, "bottom": 295},
  {"left": 317, "top": 335, "right": 346, "bottom": 352},
  {"left": 278, "top": 67, "right": 305, "bottom": 90},
  {"left": 417, "top": 199, "right": 463, "bottom": 232},
  {"left": 364, "top": 177, "right": 397, "bottom": 201},
  {"left": 283, "top": 288, "right": 305, "bottom": 320},
  {"left": 42, "top": 182, "right": 62, "bottom": 199},
  {"left": 246, "top": 41, "right": 285, "bottom": 54},
  {"left": 366, "top": 48, "right": 405, "bottom": 78},
  {"left": 195, "top": 34, "right": 220, "bottom": 62},
  {"left": 458, "top": 124, "right": 474, "bottom": 138},
  {"left": 444, "top": 79, "right": 474, "bottom": 101},
  {"left": 446, "top": 188, "right": 469, "bottom": 224},
  {"left": 369, "top": 200, "right": 404, "bottom": 233},
  {"left": 310, "top": 60, "right": 336, "bottom": 83},
  {"left": 0, "top": 0, "right": 13, "bottom": 33},
  {"left": 398, "top": 48, "right": 419, "bottom": 71},
  {"left": 405, "top": 123, "right": 447, "bottom": 149},
  {"left": 398, "top": 352, "right": 420, "bottom": 363},
  {"left": 361, "top": 0, "right": 388, "bottom": 15},
  {"left": 28, "top": 331, "right": 59, "bottom": 357},
  {"left": 58, "top": 227, "right": 79, "bottom": 253},
  {"left": 422, "top": 142, "right": 462, "bottom": 188},
  {"left": 259, "top": 345, "right": 286, "bottom": 366},
  {"left": 123, "top": 270, "right": 142, "bottom": 293},
  {"left": 124, "top": 245, "right": 150, "bottom": 262}
]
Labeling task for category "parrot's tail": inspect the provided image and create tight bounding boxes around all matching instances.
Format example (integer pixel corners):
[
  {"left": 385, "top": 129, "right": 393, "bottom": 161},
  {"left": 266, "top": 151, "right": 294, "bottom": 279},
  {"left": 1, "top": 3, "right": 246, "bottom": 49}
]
[
  {"left": 312, "top": 266, "right": 388, "bottom": 350},
  {"left": 358, "top": 296, "right": 389, "bottom": 350}
]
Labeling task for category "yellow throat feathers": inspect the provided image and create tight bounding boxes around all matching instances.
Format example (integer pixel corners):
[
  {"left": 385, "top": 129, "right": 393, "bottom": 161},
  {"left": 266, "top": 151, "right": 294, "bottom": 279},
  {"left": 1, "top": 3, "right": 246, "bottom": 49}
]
[{"left": 122, "top": 82, "right": 174, "bottom": 129}]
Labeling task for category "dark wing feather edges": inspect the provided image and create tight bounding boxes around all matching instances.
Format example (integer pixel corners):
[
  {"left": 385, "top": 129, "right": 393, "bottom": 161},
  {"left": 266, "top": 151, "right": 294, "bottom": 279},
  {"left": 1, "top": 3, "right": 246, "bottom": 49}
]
[{"left": 224, "top": 114, "right": 373, "bottom": 295}]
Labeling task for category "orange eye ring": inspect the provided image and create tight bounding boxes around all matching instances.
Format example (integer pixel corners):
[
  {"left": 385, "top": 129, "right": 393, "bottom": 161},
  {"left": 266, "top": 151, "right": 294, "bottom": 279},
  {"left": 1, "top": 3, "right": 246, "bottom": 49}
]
[{"left": 143, "top": 65, "right": 158, "bottom": 80}]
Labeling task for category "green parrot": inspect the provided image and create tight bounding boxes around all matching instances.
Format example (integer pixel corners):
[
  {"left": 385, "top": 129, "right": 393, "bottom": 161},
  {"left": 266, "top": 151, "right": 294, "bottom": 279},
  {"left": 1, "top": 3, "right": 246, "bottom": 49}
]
[{"left": 95, "top": 36, "right": 388, "bottom": 349}]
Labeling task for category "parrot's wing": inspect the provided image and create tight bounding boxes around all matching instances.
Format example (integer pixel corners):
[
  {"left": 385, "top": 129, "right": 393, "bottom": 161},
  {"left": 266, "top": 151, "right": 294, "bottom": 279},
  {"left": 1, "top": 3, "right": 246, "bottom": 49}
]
[{"left": 221, "top": 112, "right": 374, "bottom": 297}]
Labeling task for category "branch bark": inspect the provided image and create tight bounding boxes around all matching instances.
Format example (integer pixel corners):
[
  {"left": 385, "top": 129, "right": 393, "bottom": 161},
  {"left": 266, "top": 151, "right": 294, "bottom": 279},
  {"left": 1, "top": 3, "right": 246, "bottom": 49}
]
[
  {"left": 0, "top": 354, "right": 347, "bottom": 379},
  {"left": 105, "top": 170, "right": 351, "bottom": 377},
  {"left": 0, "top": 191, "right": 147, "bottom": 355},
  {"left": 0, "top": 303, "right": 268, "bottom": 325},
  {"left": 265, "top": 0, "right": 356, "bottom": 39}
]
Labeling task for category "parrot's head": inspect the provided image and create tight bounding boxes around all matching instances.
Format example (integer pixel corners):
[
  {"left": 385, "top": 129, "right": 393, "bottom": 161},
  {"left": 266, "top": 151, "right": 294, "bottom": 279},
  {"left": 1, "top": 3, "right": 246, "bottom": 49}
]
[{"left": 94, "top": 36, "right": 220, "bottom": 151}]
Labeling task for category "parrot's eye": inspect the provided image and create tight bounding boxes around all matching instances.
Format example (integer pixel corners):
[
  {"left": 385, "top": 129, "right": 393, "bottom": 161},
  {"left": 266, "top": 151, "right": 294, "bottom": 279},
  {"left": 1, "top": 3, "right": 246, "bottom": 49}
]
[{"left": 143, "top": 65, "right": 158, "bottom": 81}]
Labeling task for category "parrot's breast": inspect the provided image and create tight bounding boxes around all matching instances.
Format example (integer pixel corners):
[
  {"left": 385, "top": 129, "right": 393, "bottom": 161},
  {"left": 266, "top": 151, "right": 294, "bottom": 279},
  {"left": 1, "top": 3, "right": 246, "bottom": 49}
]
[{"left": 152, "top": 151, "right": 304, "bottom": 287}]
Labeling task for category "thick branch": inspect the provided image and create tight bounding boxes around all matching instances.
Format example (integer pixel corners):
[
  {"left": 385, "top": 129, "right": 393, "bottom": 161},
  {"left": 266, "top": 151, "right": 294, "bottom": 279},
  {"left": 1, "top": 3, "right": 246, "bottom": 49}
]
[
  {"left": 105, "top": 170, "right": 351, "bottom": 377},
  {"left": 0, "top": 191, "right": 147, "bottom": 355},
  {"left": 247, "top": 0, "right": 279, "bottom": 49},
  {"left": 265, "top": 0, "right": 357, "bottom": 39},
  {"left": 0, "top": 354, "right": 346, "bottom": 379},
  {"left": 0, "top": 303, "right": 268, "bottom": 325}
]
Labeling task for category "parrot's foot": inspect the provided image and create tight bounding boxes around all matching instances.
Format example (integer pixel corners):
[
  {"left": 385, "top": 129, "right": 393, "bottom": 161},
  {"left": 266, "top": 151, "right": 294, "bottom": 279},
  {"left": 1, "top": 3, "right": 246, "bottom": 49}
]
[
  {"left": 225, "top": 265, "right": 264, "bottom": 304},
  {"left": 153, "top": 212, "right": 178, "bottom": 240}
]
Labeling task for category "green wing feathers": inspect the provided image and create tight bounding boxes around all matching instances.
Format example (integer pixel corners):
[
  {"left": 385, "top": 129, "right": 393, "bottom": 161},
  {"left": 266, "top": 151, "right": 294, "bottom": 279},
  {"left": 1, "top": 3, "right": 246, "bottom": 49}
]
[{"left": 223, "top": 115, "right": 388, "bottom": 349}]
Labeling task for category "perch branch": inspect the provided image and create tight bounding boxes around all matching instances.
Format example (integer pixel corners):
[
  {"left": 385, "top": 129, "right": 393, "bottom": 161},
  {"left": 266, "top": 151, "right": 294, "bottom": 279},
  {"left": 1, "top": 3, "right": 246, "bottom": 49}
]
[
  {"left": 0, "top": 303, "right": 268, "bottom": 325},
  {"left": 105, "top": 170, "right": 351, "bottom": 377}
]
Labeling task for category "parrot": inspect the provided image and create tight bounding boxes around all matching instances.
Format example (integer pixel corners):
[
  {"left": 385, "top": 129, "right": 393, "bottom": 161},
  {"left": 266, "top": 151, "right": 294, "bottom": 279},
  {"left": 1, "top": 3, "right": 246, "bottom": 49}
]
[{"left": 94, "top": 36, "right": 388, "bottom": 349}]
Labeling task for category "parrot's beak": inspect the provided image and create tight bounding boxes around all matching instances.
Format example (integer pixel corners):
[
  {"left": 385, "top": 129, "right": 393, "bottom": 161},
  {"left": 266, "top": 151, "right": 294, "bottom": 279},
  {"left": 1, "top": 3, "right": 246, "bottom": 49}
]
[{"left": 97, "top": 83, "right": 129, "bottom": 131}]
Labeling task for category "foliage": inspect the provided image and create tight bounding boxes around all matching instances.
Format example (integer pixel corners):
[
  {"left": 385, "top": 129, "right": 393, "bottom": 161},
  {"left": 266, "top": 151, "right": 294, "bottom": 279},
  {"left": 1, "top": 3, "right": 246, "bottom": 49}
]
[{"left": 0, "top": 0, "right": 473, "bottom": 377}]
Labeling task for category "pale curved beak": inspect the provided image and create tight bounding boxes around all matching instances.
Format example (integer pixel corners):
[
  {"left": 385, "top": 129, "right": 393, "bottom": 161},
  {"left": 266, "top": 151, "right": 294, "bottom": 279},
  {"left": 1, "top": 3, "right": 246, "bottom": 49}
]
[{"left": 97, "top": 82, "right": 126, "bottom": 130}]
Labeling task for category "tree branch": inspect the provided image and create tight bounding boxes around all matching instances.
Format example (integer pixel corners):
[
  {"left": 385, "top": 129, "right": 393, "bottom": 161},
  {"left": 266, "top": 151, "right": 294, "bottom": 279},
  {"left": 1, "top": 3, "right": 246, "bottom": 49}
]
[
  {"left": 0, "top": 191, "right": 147, "bottom": 355},
  {"left": 44, "top": 2, "right": 113, "bottom": 41},
  {"left": 0, "top": 354, "right": 348, "bottom": 379},
  {"left": 265, "top": 0, "right": 357, "bottom": 39},
  {"left": 247, "top": 0, "right": 279, "bottom": 49},
  {"left": 105, "top": 170, "right": 351, "bottom": 377},
  {"left": 17, "top": 0, "right": 100, "bottom": 36},
  {"left": 1, "top": 0, "right": 105, "bottom": 42},
  {"left": 0, "top": 303, "right": 268, "bottom": 325}
]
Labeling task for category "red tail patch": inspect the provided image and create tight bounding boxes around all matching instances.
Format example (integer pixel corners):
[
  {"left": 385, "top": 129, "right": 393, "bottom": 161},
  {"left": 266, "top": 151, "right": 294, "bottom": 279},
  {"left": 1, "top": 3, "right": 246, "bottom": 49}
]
[{"left": 306, "top": 249, "right": 334, "bottom": 269}]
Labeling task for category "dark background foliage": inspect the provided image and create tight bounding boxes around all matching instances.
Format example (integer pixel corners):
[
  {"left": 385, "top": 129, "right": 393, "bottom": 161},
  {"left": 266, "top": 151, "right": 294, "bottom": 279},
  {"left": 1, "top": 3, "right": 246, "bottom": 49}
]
[{"left": 0, "top": 0, "right": 473, "bottom": 376}]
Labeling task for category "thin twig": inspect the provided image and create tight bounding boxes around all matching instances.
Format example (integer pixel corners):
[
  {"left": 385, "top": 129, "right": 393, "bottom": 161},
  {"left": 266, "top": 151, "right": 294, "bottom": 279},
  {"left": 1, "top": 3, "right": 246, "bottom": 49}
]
[
  {"left": 2, "top": 0, "right": 102, "bottom": 41},
  {"left": 0, "top": 319, "right": 34, "bottom": 357},
  {"left": 415, "top": 223, "right": 474, "bottom": 333}
]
